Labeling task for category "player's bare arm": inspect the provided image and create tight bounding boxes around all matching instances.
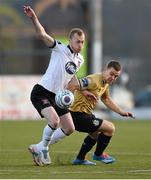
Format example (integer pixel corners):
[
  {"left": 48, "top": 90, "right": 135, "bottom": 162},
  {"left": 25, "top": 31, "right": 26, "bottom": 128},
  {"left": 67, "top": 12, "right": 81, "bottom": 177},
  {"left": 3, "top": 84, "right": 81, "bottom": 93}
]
[
  {"left": 23, "top": 6, "right": 54, "bottom": 47},
  {"left": 101, "top": 95, "right": 135, "bottom": 119},
  {"left": 81, "top": 90, "right": 98, "bottom": 102},
  {"left": 67, "top": 76, "right": 98, "bottom": 102},
  {"left": 66, "top": 75, "right": 80, "bottom": 93}
]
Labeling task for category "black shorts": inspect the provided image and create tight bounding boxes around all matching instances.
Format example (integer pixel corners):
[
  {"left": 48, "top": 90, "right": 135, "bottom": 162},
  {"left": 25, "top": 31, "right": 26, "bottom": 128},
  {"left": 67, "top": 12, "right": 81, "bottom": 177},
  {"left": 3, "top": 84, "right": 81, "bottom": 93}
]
[
  {"left": 30, "top": 84, "right": 69, "bottom": 118},
  {"left": 70, "top": 111, "right": 103, "bottom": 133}
]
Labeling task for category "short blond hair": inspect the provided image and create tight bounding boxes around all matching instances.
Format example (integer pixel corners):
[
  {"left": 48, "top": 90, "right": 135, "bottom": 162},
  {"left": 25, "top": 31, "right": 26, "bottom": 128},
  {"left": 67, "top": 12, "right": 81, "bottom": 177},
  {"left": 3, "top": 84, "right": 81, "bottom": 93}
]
[{"left": 68, "top": 28, "right": 85, "bottom": 39}]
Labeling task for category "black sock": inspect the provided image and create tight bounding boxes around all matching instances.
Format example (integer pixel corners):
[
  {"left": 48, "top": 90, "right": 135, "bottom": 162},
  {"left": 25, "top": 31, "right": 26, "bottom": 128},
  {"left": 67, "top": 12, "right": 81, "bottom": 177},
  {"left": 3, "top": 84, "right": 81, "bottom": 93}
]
[
  {"left": 94, "top": 133, "right": 112, "bottom": 156},
  {"left": 77, "top": 135, "right": 96, "bottom": 160}
]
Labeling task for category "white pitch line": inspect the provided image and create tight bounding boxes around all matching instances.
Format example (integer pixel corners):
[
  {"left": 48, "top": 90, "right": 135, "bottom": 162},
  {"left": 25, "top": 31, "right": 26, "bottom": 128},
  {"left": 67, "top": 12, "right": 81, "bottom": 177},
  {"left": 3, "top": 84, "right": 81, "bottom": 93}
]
[{"left": 129, "top": 169, "right": 151, "bottom": 172}]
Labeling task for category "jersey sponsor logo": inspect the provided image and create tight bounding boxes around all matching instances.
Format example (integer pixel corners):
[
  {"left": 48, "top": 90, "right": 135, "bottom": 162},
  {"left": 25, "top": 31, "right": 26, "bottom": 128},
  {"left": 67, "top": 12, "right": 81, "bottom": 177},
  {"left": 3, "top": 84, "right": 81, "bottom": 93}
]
[
  {"left": 65, "top": 61, "right": 77, "bottom": 75},
  {"left": 81, "top": 78, "right": 89, "bottom": 87}
]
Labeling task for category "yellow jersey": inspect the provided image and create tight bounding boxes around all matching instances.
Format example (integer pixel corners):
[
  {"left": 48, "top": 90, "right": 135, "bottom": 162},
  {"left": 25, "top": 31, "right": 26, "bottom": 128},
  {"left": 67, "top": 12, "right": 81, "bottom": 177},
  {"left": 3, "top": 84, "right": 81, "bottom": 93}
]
[{"left": 70, "top": 73, "right": 109, "bottom": 114}]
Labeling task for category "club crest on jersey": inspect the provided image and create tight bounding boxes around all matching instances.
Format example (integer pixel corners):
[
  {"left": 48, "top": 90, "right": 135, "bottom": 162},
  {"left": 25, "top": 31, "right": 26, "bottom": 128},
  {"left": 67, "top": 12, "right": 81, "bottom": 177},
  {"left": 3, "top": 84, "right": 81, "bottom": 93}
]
[
  {"left": 65, "top": 61, "right": 77, "bottom": 75},
  {"left": 93, "top": 119, "right": 100, "bottom": 126}
]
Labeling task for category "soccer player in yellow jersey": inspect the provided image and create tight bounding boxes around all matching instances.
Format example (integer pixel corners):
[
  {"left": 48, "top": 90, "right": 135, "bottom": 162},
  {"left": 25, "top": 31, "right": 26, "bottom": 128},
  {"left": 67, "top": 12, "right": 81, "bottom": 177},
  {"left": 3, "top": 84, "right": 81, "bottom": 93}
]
[
  {"left": 69, "top": 60, "right": 135, "bottom": 165},
  {"left": 49, "top": 60, "right": 135, "bottom": 165}
]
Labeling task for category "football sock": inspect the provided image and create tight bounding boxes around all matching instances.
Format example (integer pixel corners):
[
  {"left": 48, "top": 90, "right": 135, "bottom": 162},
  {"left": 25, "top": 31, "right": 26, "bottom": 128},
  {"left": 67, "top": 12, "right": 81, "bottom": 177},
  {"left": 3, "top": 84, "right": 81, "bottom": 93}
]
[
  {"left": 94, "top": 133, "right": 112, "bottom": 156},
  {"left": 49, "top": 128, "right": 67, "bottom": 145},
  {"left": 36, "top": 124, "right": 55, "bottom": 151},
  {"left": 77, "top": 135, "right": 96, "bottom": 160}
]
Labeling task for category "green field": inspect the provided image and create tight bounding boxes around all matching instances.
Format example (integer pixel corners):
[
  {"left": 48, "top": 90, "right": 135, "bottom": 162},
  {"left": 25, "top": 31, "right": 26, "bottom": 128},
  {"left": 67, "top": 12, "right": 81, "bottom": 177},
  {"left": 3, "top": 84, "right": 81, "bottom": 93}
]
[{"left": 0, "top": 120, "right": 151, "bottom": 179}]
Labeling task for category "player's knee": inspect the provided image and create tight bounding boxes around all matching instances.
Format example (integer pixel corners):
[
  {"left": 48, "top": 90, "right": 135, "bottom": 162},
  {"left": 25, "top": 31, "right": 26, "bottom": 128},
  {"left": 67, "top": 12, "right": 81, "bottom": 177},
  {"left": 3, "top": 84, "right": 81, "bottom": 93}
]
[
  {"left": 108, "top": 122, "right": 115, "bottom": 135},
  {"left": 64, "top": 126, "right": 75, "bottom": 135},
  {"left": 101, "top": 120, "right": 115, "bottom": 136},
  {"left": 53, "top": 121, "right": 59, "bottom": 128},
  {"left": 48, "top": 117, "right": 60, "bottom": 129}
]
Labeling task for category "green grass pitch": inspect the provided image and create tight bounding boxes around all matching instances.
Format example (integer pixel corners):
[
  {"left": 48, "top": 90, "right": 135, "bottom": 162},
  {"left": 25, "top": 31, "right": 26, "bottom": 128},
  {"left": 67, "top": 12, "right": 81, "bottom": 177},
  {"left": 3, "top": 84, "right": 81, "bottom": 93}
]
[{"left": 0, "top": 119, "right": 151, "bottom": 179}]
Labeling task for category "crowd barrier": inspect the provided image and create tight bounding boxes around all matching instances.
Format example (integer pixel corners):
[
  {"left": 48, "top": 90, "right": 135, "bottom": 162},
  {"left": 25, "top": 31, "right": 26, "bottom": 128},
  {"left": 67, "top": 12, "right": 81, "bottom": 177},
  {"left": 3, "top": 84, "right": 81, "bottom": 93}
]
[{"left": 0, "top": 75, "right": 41, "bottom": 120}]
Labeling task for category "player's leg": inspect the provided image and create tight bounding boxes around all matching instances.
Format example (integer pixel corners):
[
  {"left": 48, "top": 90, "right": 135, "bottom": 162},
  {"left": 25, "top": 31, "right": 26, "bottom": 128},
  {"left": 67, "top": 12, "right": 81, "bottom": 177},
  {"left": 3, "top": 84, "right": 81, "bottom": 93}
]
[
  {"left": 72, "top": 135, "right": 97, "bottom": 165},
  {"left": 49, "top": 112, "right": 75, "bottom": 145},
  {"left": 72, "top": 112, "right": 101, "bottom": 165},
  {"left": 60, "top": 112, "right": 75, "bottom": 134},
  {"left": 29, "top": 106, "right": 60, "bottom": 166},
  {"left": 29, "top": 84, "right": 60, "bottom": 166},
  {"left": 35, "top": 106, "right": 59, "bottom": 150},
  {"left": 92, "top": 120, "right": 116, "bottom": 164}
]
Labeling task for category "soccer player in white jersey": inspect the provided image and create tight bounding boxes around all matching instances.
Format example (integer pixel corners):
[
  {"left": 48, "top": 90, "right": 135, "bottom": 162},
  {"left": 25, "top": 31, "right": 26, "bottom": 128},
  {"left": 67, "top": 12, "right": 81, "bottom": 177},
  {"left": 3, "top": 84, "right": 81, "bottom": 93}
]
[{"left": 24, "top": 5, "right": 85, "bottom": 166}]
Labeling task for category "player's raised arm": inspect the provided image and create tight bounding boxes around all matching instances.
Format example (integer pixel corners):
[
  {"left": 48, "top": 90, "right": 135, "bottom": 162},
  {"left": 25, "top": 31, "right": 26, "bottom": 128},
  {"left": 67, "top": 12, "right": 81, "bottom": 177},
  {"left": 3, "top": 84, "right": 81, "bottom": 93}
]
[{"left": 23, "top": 5, "right": 55, "bottom": 47}]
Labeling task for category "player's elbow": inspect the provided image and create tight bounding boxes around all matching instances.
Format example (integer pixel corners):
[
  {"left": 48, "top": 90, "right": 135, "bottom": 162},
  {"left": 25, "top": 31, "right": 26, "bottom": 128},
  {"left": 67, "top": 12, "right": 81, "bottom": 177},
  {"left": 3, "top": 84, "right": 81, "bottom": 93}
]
[
  {"left": 67, "top": 80, "right": 80, "bottom": 93},
  {"left": 73, "top": 82, "right": 80, "bottom": 91},
  {"left": 101, "top": 97, "right": 108, "bottom": 104},
  {"left": 38, "top": 31, "right": 45, "bottom": 40},
  {"left": 67, "top": 85, "right": 78, "bottom": 93}
]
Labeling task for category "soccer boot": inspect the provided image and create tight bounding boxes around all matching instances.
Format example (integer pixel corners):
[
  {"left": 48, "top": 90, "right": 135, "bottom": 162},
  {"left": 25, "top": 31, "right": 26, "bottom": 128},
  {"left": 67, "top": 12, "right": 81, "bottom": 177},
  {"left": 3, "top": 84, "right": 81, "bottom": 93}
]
[
  {"left": 28, "top": 144, "right": 43, "bottom": 166},
  {"left": 40, "top": 149, "right": 51, "bottom": 165},
  {"left": 92, "top": 153, "right": 116, "bottom": 164},
  {"left": 72, "top": 158, "right": 96, "bottom": 165}
]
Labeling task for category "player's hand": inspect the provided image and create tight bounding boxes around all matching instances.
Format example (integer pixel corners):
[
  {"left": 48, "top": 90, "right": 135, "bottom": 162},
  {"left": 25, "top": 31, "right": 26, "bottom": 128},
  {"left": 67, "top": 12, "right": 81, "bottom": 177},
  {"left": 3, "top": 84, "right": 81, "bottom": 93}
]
[
  {"left": 23, "top": 6, "right": 36, "bottom": 19},
  {"left": 120, "top": 111, "right": 135, "bottom": 119},
  {"left": 82, "top": 90, "right": 98, "bottom": 103}
]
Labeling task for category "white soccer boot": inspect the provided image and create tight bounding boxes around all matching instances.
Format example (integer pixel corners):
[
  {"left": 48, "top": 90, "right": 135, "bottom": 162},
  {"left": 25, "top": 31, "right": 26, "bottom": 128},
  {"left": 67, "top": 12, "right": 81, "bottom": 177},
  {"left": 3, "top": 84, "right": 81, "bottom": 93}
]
[
  {"left": 40, "top": 149, "right": 51, "bottom": 165},
  {"left": 28, "top": 144, "right": 44, "bottom": 166}
]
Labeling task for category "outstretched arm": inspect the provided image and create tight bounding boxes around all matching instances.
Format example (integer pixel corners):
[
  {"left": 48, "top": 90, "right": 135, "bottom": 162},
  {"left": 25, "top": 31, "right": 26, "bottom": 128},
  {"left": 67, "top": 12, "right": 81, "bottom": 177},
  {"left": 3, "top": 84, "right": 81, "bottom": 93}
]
[
  {"left": 102, "top": 96, "right": 135, "bottom": 119},
  {"left": 23, "top": 5, "right": 55, "bottom": 47}
]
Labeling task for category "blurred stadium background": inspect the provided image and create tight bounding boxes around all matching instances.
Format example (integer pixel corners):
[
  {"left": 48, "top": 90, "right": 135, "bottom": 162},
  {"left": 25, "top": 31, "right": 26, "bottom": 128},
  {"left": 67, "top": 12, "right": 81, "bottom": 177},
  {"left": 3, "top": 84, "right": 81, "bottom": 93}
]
[{"left": 0, "top": 0, "right": 151, "bottom": 120}]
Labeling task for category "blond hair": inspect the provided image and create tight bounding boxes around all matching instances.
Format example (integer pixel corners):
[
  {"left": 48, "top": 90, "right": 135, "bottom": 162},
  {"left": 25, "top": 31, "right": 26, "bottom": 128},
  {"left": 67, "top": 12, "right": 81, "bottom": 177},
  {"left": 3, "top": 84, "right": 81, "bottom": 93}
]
[{"left": 68, "top": 28, "right": 85, "bottom": 39}]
